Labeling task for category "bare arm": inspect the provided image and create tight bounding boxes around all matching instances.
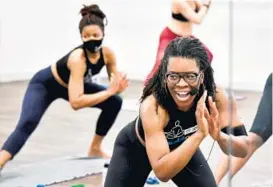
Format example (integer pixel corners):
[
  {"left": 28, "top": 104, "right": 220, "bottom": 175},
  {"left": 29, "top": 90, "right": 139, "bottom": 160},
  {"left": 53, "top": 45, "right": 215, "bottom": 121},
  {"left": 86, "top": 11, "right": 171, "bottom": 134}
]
[
  {"left": 104, "top": 46, "right": 128, "bottom": 93},
  {"left": 104, "top": 47, "right": 118, "bottom": 81},
  {"left": 172, "top": 0, "right": 209, "bottom": 24},
  {"left": 214, "top": 76, "right": 272, "bottom": 184},
  {"left": 215, "top": 87, "right": 249, "bottom": 157},
  {"left": 141, "top": 96, "right": 205, "bottom": 182},
  {"left": 67, "top": 49, "right": 114, "bottom": 110}
]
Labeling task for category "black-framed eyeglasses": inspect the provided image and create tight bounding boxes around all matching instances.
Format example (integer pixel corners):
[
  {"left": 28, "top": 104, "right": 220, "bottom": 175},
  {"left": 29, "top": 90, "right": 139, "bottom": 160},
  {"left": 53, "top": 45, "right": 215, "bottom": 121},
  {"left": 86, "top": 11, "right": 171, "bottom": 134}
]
[{"left": 165, "top": 72, "right": 201, "bottom": 85}]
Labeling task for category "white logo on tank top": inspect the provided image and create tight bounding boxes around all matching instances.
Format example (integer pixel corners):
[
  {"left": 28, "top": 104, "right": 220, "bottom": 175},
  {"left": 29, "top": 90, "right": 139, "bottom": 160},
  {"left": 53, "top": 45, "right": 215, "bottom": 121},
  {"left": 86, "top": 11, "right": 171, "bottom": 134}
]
[
  {"left": 84, "top": 69, "right": 93, "bottom": 83},
  {"left": 164, "top": 120, "right": 198, "bottom": 146}
]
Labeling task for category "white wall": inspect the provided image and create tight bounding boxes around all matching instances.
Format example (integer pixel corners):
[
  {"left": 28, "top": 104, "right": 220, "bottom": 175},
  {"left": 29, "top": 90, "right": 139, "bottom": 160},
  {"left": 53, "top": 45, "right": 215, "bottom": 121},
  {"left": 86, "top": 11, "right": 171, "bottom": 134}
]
[
  {"left": 0, "top": 0, "right": 272, "bottom": 91},
  {"left": 194, "top": 0, "right": 273, "bottom": 91},
  {"left": 0, "top": 0, "right": 75, "bottom": 80}
]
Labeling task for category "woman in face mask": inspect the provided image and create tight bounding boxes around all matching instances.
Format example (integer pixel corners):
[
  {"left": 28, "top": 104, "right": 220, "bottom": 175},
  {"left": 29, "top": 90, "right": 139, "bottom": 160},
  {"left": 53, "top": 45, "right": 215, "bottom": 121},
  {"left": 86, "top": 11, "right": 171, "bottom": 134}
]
[{"left": 0, "top": 4, "right": 128, "bottom": 172}]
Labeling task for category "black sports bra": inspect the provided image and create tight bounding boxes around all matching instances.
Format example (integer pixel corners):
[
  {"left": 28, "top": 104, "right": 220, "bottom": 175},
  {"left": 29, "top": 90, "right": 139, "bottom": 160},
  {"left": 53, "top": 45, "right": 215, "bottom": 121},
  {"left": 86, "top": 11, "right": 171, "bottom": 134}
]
[{"left": 172, "top": 8, "right": 198, "bottom": 22}]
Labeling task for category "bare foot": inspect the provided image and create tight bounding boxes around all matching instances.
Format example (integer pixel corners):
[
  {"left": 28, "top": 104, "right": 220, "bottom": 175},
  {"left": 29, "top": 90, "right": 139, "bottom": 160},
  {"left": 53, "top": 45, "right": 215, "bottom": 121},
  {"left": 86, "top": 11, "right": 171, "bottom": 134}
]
[{"left": 88, "top": 149, "right": 111, "bottom": 159}]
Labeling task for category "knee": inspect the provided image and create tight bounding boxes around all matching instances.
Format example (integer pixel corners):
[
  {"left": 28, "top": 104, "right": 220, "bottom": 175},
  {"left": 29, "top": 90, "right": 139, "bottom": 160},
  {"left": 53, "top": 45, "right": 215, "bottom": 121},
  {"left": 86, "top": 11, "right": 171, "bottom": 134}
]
[
  {"left": 17, "top": 118, "right": 39, "bottom": 135},
  {"left": 109, "top": 95, "right": 123, "bottom": 112}
]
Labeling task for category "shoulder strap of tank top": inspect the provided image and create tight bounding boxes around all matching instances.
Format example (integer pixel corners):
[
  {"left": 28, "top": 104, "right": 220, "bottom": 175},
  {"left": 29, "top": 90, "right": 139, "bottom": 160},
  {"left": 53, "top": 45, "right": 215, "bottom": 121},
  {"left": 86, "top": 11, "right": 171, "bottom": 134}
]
[
  {"left": 135, "top": 116, "right": 146, "bottom": 147},
  {"left": 83, "top": 47, "right": 104, "bottom": 66},
  {"left": 98, "top": 48, "right": 105, "bottom": 65},
  {"left": 82, "top": 47, "right": 91, "bottom": 65}
]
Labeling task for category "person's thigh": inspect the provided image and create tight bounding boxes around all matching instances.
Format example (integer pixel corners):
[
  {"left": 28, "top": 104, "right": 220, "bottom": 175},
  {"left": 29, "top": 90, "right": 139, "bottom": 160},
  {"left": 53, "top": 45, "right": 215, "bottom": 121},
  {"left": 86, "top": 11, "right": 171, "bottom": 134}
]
[
  {"left": 104, "top": 124, "right": 152, "bottom": 187},
  {"left": 172, "top": 149, "right": 217, "bottom": 187}
]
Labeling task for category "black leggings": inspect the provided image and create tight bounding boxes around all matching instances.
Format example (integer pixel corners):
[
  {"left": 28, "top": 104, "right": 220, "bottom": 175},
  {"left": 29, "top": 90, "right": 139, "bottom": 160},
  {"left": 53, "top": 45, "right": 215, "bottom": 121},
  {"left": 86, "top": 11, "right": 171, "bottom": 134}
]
[
  {"left": 1, "top": 66, "right": 122, "bottom": 157},
  {"left": 104, "top": 120, "right": 217, "bottom": 187},
  {"left": 250, "top": 73, "right": 272, "bottom": 143}
]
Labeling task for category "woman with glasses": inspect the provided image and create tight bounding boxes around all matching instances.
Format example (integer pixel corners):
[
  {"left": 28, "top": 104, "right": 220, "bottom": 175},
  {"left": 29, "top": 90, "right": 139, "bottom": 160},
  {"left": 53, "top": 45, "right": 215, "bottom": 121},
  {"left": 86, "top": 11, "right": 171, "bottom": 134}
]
[{"left": 103, "top": 37, "right": 249, "bottom": 187}]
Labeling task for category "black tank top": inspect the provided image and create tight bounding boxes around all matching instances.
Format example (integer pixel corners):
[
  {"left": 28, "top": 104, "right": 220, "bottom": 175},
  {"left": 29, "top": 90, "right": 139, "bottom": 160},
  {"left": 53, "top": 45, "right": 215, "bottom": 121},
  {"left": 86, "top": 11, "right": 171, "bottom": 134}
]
[
  {"left": 172, "top": 9, "right": 198, "bottom": 22},
  {"left": 137, "top": 107, "right": 198, "bottom": 150},
  {"left": 56, "top": 45, "right": 105, "bottom": 84}
]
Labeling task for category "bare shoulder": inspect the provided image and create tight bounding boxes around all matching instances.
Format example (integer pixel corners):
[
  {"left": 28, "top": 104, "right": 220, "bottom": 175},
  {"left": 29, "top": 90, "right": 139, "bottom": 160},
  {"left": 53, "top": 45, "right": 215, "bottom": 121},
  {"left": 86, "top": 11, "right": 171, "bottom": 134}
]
[
  {"left": 140, "top": 95, "right": 169, "bottom": 130},
  {"left": 140, "top": 95, "right": 159, "bottom": 116},
  {"left": 102, "top": 46, "right": 114, "bottom": 55},
  {"left": 69, "top": 48, "right": 85, "bottom": 60},
  {"left": 214, "top": 86, "right": 229, "bottom": 108},
  {"left": 67, "top": 48, "right": 86, "bottom": 68},
  {"left": 102, "top": 46, "right": 116, "bottom": 65},
  {"left": 67, "top": 48, "right": 86, "bottom": 71}
]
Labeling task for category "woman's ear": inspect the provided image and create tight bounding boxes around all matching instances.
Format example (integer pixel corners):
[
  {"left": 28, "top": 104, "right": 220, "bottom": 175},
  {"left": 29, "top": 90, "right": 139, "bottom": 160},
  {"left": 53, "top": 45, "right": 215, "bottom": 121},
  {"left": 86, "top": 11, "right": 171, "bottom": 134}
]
[{"left": 200, "top": 72, "right": 204, "bottom": 84}]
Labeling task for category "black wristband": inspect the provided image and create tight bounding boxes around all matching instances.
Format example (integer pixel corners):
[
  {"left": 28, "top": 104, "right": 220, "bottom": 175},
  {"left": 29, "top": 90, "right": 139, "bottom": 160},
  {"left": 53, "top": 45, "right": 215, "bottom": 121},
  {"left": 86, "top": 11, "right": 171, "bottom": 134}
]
[
  {"left": 221, "top": 126, "right": 232, "bottom": 135},
  {"left": 221, "top": 125, "right": 248, "bottom": 136},
  {"left": 233, "top": 125, "right": 248, "bottom": 136}
]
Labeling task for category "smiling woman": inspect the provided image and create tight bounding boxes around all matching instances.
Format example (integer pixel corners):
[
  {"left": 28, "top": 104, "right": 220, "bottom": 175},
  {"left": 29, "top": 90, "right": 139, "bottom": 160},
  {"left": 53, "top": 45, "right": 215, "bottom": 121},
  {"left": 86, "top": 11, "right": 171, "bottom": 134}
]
[
  {"left": 165, "top": 58, "right": 205, "bottom": 111},
  {"left": 103, "top": 36, "right": 249, "bottom": 187}
]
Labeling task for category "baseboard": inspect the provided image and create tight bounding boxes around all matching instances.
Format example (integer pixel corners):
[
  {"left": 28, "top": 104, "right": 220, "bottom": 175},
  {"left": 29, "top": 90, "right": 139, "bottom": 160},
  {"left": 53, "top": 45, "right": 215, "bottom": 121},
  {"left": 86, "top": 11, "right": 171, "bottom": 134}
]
[{"left": 0, "top": 70, "right": 36, "bottom": 83}]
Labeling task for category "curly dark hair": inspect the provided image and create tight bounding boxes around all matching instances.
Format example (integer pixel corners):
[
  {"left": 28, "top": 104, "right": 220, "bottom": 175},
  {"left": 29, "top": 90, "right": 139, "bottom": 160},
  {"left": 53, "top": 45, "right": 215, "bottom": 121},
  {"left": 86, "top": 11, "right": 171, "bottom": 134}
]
[{"left": 140, "top": 36, "right": 216, "bottom": 112}]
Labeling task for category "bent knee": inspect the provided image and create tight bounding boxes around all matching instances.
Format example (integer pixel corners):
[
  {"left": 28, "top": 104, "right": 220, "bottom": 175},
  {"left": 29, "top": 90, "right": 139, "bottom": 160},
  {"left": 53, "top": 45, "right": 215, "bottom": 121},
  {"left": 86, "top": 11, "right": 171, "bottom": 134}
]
[
  {"left": 109, "top": 94, "right": 123, "bottom": 111},
  {"left": 17, "top": 118, "right": 40, "bottom": 135}
]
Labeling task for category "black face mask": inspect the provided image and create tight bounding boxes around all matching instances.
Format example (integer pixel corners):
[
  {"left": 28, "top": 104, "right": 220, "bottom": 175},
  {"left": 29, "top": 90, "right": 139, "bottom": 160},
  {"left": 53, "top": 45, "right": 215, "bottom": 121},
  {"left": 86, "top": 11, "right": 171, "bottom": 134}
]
[{"left": 83, "top": 39, "right": 103, "bottom": 53}]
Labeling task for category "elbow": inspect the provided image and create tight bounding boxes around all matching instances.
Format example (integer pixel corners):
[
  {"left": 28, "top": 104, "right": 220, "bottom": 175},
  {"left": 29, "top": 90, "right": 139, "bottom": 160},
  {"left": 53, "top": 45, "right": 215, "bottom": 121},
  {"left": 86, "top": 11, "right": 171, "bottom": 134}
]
[
  {"left": 153, "top": 166, "right": 172, "bottom": 182},
  {"left": 70, "top": 100, "right": 82, "bottom": 111},
  {"left": 154, "top": 172, "right": 170, "bottom": 183},
  {"left": 158, "top": 177, "right": 170, "bottom": 183},
  {"left": 71, "top": 103, "right": 81, "bottom": 111}
]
